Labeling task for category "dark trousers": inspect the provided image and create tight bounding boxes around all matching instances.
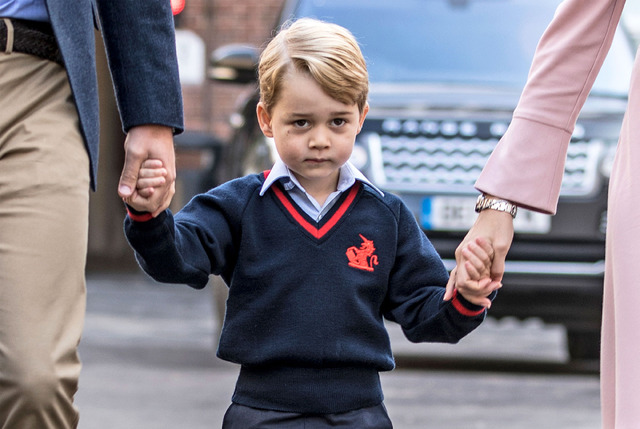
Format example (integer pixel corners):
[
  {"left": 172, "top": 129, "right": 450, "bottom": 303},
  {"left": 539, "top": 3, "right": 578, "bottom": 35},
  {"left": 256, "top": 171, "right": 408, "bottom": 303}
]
[{"left": 222, "top": 403, "right": 393, "bottom": 428}]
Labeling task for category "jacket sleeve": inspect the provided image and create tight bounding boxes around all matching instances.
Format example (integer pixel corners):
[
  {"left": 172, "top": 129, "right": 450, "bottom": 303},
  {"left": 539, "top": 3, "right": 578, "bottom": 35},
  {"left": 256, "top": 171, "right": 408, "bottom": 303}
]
[
  {"left": 95, "top": 0, "right": 184, "bottom": 133},
  {"left": 475, "top": 0, "right": 625, "bottom": 214},
  {"left": 383, "top": 202, "right": 492, "bottom": 344}
]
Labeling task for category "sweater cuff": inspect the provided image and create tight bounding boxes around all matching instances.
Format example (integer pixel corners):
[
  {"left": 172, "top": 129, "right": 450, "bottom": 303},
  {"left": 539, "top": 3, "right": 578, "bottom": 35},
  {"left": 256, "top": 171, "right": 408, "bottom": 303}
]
[
  {"left": 125, "top": 204, "right": 154, "bottom": 222},
  {"left": 451, "top": 289, "right": 487, "bottom": 317}
]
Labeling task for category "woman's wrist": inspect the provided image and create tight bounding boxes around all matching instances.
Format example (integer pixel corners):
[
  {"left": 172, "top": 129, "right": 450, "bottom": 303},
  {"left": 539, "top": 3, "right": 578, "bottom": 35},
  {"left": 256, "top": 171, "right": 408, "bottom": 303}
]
[{"left": 475, "top": 193, "right": 518, "bottom": 218}]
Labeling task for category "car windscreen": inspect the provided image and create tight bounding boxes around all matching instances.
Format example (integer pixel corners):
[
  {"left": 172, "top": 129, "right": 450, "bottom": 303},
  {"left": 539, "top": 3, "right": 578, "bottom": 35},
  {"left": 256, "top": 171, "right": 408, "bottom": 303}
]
[{"left": 292, "top": 0, "right": 632, "bottom": 96}]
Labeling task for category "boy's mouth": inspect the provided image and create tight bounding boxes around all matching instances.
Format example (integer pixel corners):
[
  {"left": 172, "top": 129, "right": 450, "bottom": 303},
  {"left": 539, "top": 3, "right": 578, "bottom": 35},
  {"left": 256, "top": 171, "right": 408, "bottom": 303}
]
[{"left": 305, "top": 158, "right": 329, "bottom": 164}]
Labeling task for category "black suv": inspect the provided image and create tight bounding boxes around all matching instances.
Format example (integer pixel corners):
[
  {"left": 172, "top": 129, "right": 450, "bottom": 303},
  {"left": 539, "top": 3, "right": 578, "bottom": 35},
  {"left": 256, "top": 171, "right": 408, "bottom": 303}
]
[{"left": 208, "top": 0, "right": 634, "bottom": 361}]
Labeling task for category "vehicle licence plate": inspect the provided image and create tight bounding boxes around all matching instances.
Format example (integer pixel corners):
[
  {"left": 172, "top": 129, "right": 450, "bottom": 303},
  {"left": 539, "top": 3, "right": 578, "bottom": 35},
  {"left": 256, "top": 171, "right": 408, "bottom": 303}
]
[{"left": 421, "top": 196, "right": 551, "bottom": 234}]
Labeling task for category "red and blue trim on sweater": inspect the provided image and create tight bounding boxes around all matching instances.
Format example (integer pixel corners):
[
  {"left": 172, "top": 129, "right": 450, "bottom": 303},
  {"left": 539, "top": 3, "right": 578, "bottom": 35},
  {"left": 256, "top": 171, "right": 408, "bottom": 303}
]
[
  {"left": 125, "top": 205, "right": 154, "bottom": 222},
  {"left": 265, "top": 170, "right": 488, "bottom": 317}
]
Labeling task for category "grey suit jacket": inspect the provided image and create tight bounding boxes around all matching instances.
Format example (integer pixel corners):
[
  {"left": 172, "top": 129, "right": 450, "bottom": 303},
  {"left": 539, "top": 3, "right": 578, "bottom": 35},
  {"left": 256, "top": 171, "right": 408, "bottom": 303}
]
[{"left": 46, "top": 0, "right": 184, "bottom": 189}]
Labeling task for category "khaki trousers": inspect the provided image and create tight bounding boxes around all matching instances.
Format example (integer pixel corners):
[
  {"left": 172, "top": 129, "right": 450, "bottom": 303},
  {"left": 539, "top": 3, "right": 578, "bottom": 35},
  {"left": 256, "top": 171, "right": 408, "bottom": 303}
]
[{"left": 0, "top": 50, "right": 89, "bottom": 428}]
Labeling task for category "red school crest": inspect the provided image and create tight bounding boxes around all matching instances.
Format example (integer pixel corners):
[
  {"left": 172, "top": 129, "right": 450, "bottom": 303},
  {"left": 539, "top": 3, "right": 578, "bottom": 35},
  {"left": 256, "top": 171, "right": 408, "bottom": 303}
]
[{"left": 346, "top": 234, "right": 379, "bottom": 272}]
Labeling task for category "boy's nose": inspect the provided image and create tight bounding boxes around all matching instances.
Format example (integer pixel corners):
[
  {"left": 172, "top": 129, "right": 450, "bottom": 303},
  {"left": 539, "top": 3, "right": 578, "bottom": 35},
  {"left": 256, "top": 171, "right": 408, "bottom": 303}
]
[{"left": 309, "top": 129, "right": 330, "bottom": 149}]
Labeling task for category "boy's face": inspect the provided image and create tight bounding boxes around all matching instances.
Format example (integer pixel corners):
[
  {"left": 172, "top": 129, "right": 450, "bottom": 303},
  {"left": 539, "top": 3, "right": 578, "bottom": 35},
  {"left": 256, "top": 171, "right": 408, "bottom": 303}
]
[{"left": 257, "top": 69, "right": 368, "bottom": 196}]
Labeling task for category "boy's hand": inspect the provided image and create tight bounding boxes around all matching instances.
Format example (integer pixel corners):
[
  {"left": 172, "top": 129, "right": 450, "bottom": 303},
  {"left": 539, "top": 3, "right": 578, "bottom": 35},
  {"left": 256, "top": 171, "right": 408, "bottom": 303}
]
[
  {"left": 123, "top": 159, "right": 168, "bottom": 213},
  {"left": 447, "top": 237, "right": 500, "bottom": 308}
]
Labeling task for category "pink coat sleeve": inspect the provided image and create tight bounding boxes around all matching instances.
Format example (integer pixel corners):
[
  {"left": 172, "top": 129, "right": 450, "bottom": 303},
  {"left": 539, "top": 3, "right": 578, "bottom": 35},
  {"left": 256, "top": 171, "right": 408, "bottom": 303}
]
[{"left": 475, "top": 0, "right": 626, "bottom": 214}]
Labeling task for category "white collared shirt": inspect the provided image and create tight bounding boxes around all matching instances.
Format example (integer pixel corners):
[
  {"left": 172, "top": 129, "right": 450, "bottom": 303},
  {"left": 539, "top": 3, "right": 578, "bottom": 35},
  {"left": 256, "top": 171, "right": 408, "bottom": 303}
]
[
  {"left": 260, "top": 158, "right": 383, "bottom": 222},
  {"left": 0, "top": 0, "right": 50, "bottom": 22}
]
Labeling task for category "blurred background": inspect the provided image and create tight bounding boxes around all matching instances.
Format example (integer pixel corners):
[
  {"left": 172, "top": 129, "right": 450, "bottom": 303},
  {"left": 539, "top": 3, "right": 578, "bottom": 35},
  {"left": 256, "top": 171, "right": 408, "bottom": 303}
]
[
  {"left": 88, "top": 0, "right": 640, "bottom": 271},
  {"left": 76, "top": 2, "right": 640, "bottom": 427}
]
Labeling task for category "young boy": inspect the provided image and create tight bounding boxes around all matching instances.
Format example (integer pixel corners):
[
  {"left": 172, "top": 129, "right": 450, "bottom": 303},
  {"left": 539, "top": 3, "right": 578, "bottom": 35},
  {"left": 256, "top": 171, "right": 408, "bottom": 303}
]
[{"left": 124, "top": 18, "right": 498, "bottom": 428}]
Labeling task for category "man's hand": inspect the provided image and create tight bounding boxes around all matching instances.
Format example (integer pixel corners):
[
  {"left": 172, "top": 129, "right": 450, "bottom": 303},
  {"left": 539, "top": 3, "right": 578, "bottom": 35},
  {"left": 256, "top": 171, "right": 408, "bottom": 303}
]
[
  {"left": 118, "top": 125, "right": 176, "bottom": 216},
  {"left": 444, "top": 207, "right": 515, "bottom": 306}
]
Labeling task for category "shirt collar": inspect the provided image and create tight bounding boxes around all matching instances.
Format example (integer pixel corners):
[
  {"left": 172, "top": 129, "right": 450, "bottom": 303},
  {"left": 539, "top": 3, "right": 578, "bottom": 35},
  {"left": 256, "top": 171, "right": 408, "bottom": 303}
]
[{"left": 259, "top": 158, "right": 384, "bottom": 197}]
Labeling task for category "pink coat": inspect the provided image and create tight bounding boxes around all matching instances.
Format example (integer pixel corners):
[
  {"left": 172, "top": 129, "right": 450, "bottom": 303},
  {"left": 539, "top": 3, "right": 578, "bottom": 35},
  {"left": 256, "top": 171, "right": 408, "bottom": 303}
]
[{"left": 475, "top": 1, "right": 639, "bottom": 427}]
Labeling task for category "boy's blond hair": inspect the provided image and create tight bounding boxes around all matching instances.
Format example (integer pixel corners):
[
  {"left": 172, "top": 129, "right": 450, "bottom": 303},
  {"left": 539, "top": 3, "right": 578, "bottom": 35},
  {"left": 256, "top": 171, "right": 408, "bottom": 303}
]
[{"left": 258, "top": 18, "right": 369, "bottom": 114}]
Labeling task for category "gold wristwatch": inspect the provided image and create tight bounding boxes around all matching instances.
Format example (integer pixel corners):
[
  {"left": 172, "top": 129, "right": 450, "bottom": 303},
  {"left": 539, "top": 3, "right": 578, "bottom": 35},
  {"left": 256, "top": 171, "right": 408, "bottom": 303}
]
[{"left": 475, "top": 194, "right": 517, "bottom": 218}]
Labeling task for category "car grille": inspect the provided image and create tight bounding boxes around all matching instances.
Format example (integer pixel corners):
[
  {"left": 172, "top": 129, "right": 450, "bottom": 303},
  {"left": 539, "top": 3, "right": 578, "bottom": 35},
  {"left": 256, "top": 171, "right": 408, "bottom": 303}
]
[{"left": 363, "top": 119, "right": 604, "bottom": 196}]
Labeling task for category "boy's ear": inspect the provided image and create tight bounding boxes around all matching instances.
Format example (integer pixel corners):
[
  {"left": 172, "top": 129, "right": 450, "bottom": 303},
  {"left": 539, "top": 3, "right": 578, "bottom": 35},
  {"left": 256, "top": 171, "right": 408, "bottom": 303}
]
[
  {"left": 357, "top": 103, "right": 370, "bottom": 134},
  {"left": 256, "top": 102, "right": 274, "bottom": 138}
]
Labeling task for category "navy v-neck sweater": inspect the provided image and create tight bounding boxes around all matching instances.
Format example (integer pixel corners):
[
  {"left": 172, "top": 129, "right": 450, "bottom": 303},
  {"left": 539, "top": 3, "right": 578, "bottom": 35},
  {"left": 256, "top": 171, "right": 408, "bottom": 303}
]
[{"left": 124, "top": 172, "right": 492, "bottom": 414}]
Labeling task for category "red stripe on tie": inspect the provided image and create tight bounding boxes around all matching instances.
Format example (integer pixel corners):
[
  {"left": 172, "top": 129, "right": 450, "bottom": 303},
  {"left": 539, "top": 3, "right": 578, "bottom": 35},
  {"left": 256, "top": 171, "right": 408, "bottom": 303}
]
[{"left": 451, "top": 289, "right": 486, "bottom": 317}]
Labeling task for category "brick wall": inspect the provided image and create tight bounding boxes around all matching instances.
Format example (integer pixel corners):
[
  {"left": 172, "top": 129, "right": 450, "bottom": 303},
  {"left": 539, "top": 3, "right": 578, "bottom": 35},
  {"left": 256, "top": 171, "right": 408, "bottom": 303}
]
[{"left": 178, "top": 0, "right": 285, "bottom": 140}]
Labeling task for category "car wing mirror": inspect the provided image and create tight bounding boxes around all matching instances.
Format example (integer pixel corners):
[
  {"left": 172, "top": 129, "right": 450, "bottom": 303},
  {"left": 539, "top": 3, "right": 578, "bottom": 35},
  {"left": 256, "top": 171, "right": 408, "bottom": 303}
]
[{"left": 208, "top": 44, "right": 259, "bottom": 84}]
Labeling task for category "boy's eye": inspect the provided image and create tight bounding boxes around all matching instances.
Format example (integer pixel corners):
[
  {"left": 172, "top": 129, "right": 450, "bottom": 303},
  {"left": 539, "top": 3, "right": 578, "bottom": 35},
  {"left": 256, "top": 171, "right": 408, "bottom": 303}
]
[
  {"left": 293, "top": 119, "right": 309, "bottom": 127},
  {"left": 331, "top": 118, "right": 347, "bottom": 127}
]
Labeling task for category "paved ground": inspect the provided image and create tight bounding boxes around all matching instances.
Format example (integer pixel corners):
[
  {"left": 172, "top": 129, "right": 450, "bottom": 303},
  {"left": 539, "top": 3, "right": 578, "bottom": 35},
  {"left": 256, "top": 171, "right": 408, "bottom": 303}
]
[{"left": 75, "top": 273, "right": 601, "bottom": 428}]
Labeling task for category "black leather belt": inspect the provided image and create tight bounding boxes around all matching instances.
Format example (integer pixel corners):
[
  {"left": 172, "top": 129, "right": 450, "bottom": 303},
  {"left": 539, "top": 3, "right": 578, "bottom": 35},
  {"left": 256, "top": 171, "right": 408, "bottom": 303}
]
[{"left": 0, "top": 18, "right": 63, "bottom": 66}]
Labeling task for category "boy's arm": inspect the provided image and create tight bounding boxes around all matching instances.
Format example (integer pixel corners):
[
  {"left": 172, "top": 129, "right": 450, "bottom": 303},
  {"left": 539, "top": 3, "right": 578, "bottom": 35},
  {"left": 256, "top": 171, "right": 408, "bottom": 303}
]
[
  {"left": 124, "top": 210, "right": 212, "bottom": 289},
  {"left": 124, "top": 182, "right": 244, "bottom": 289},
  {"left": 383, "top": 203, "right": 496, "bottom": 344},
  {"left": 123, "top": 176, "right": 253, "bottom": 289}
]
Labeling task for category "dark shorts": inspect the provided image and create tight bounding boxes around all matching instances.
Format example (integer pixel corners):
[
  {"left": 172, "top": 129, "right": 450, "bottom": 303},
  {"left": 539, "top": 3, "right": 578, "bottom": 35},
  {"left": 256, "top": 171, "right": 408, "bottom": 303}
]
[{"left": 222, "top": 403, "right": 393, "bottom": 428}]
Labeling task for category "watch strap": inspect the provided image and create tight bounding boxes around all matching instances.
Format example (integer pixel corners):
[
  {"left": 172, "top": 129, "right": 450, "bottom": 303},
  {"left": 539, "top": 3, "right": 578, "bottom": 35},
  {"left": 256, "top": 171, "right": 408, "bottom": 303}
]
[{"left": 475, "top": 194, "right": 517, "bottom": 218}]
